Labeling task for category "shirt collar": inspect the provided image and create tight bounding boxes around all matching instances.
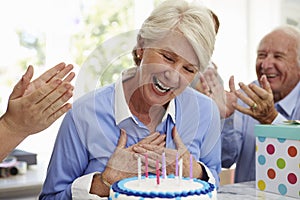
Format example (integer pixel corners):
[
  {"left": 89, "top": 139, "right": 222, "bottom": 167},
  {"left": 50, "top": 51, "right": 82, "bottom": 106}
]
[
  {"left": 276, "top": 81, "right": 300, "bottom": 117},
  {"left": 115, "top": 68, "right": 176, "bottom": 125}
]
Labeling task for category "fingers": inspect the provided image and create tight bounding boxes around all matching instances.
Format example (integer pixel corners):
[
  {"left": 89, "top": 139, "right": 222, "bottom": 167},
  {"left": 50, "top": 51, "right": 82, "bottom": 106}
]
[
  {"left": 198, "top": 73, "right": 210, "bottom": 96},
  {"left": 228, "top": 75, "right": 236, "bottom": 93},
  {"left": 136, "top": 143, "right": 164, "bottom": 154},
  {"left": 259, "top": 75, "right": 272, "bottom": 95},
  {"left": 233, "top": 84, "right": 257, "bottom": 116},
  {"left": 22, "top": 65, "right": 34, "bottom": 85},
  {"left": 62, "top": 71, "right": 76, "bottom": 83},
  {"left": 233, "top": 79, "right": 275, "bottom": 120},
  {"left": 37, "top": 62, "right": 67, "bottom": 83},
  {"left": 138, "top": 132, "right": 166, "bottom": 146},
  {"left": 232, "top": 100, "right": 252, "bottom": 115},
  {"left": 27, "top": 78, "right": 63, "bottom": 104},
  {"left": 237, "top": 82, "right": 257, "bottom": 104},
  {"left": 34, "top": 63, "right": 74, "bottom": 86},
  {"left": 26, "top": 63, "right": 75, "bottom": 104},
  {"left": 203, "top": 69, "right": 217, "bottom": 92},
  {"left": 47, "top": 103, "right": 73, "bottom": 124},
  {"left": 40, "top": 83, "right": 74, "bottom": 114},
  {"left": 172, "top": 126, "right": 186, "bottom": 153},
  {"left": 117, "top": 129, "right": 127, "bottom": 149},
  {"left": 55, "top": 64, "right": 75, "bottom": 82},
  {"left": 249, "top": 84, "right": 270, "bottom": 101},
  {"left": 10, "top": 66, "right": 34, "bottom": 99},
  {"left": 237, "top": 81, "right": 270, "bottom": 106}
]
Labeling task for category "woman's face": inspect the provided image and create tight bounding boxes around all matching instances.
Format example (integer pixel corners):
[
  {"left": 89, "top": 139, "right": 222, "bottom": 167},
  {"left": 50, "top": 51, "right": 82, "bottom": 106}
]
[{"left": 137, "top": 31, "right": 199, "bottom": 106}]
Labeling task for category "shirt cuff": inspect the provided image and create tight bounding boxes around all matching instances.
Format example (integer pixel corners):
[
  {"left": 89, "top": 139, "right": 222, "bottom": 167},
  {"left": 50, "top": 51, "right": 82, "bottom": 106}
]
[
  {"left": 71, "top": 172, "right": 108, "bottom": 200},
  {"left": 198, "top": 161, "right": 216, "bottom": 185},
  {"left": 272, "top": 113, "right": 286, "bottom": 125}
]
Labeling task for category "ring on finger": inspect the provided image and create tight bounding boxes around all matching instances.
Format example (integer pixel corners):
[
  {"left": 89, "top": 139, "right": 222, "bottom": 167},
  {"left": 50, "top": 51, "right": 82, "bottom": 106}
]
[{"left": 251, "top": 103, "right": 257, "bottom": 110}]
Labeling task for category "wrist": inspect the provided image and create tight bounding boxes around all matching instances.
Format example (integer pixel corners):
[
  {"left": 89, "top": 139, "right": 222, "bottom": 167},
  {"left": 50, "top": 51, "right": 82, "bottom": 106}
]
[
  {"left": 0, "top": 114, "right": 26, "bottom": 139},
  {"left": 262, "top": 110, "right": 278, "bottom": 124},
  {"left": 100, "top": 173, "right": 112, "bottom": 189},
  {"left": 89, "top": 173, "right": 110, "bottom": 197}
]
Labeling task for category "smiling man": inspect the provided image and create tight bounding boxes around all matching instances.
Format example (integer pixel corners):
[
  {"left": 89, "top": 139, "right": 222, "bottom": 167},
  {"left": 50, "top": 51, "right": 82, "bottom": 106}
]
[{"left": 220, "top": 25, "right": 300, "bottom": 183}]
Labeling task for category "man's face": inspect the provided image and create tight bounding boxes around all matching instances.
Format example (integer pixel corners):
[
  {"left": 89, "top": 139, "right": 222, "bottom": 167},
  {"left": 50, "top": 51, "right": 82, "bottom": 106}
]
[{"left": 256, "top": 30, "right": 300, "bottom": 101}]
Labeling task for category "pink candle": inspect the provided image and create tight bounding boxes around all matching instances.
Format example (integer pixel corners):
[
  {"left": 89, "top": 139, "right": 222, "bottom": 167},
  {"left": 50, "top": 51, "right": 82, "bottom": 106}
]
[
  {"left": 190, "top": 154, "right": 193, "bottom": 179},
  {"left": 145, "top": 153, "right": 149, "bottom": 178},
  {"left": 162, "top": 152, "right": 166, "bottom": 179},
  {"left": 156, "top": 159, "right": 160, "bottom": 185},
  {"left": 175, "top": 152, "right": 179, "bottom": 177}
]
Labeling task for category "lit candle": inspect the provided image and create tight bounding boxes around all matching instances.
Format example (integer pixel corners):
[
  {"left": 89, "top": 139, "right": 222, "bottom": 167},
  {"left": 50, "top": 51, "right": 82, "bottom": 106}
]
[
  {"left": 162, "top": 152, "right": 166, "bottom": 179},
  {"left": 190, "top": 154, "right": 193, "bottom": 180},
  {"left": 179, "top": 158, "right": 183, "bottom": 180},
  {"left": 138, "top": 156, "right": 141, "bottom": 181},
  {"left": 145, "top": 153, "right": 149, "bottom": 178},
  {"left": 156, "top": 159, "right": 160, "bottom": 185},
  {"left": 175, "top": 152, "right": 178, "bottom": 177}
]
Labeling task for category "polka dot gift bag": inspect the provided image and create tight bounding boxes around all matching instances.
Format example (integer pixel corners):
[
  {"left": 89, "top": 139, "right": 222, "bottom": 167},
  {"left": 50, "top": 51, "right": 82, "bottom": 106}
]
[{"left": 254, "top": 124, "right": 300, "bottom": 198}]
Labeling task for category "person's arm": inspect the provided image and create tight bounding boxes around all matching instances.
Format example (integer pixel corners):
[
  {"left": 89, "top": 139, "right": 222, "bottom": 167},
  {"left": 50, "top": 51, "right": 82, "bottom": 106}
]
[
  {"left": 0, "top": 63, "right": 75, "bottom": 161},
  {"left": 221, "top": 107, "right": 244, "bottom": 169}
]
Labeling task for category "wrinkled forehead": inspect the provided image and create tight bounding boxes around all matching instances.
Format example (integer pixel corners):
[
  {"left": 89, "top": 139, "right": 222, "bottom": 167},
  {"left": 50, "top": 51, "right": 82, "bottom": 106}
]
[
  {"left": 259, "top": 31, "right": 297, "bottom": 53},
  {"left": 144, "top": 31, "right": 199, "bottom": 68}
]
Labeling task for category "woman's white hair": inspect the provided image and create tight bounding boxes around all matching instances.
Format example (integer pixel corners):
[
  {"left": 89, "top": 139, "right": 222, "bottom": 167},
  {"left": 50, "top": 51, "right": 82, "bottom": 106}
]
[{"left": 132, "top": 0, "right": 216, "bottom": 72}]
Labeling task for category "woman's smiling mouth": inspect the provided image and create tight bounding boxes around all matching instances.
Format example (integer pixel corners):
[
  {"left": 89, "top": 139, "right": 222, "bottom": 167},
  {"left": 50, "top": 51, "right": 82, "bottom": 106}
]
[{"left": 153, "top": 76, "right": 171, "bottom": 93}]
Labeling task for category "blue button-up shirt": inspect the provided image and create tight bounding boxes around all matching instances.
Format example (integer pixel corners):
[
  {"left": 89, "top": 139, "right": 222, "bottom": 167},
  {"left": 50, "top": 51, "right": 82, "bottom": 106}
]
[
  {"left": 40, "top": 70, "right": 221, "bottom": 199},
  {"left": 221, "top": 80, "right": 300, "bottom": 183}
]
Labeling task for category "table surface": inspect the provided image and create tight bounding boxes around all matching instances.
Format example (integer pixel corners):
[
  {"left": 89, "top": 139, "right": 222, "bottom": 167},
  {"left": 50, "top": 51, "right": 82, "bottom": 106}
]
[
  {"left": 0, "top": 165, "right": 298, "bottom": 200},
  {"left": 0, "top": 162, "right": 46, "bottom": 199},
  {"left": 217, "top": 181, "right": 298, "bottom": 200}
]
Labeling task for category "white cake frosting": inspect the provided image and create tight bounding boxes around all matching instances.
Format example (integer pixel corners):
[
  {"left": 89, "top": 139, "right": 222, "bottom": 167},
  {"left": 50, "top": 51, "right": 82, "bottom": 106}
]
[{"left": 109, "top": 175, "right": 217, "bottom": 200}]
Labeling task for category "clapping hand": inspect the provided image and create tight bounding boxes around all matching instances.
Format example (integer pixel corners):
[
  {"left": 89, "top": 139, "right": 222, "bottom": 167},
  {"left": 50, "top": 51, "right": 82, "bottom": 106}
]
[
  {"left": 2, "top": 62, "right": 75, "bottom": 136},
  {"left": 233, "top": 75, "right": 278, "bottom": 124},
  {"left": 199, "top": 68, "right": 237, "bottom": 118}
]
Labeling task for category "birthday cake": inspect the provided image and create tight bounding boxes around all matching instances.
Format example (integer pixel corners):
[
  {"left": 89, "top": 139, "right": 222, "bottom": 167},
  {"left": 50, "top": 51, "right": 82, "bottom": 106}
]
[{"left": 109, "top": 174, "right": 217, "bottom": 200}]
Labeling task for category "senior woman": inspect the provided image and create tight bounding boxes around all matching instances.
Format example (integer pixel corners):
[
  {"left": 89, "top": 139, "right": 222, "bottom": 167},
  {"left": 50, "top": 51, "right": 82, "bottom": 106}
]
[{"left": 40, "top": 0, "right": 221, "bottom": 199}]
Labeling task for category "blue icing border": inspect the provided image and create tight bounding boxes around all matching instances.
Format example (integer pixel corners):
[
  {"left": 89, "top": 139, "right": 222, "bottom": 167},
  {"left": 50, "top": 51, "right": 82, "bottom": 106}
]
[{"left": 111, "top": 175, "right": 215, "bottom": 199}]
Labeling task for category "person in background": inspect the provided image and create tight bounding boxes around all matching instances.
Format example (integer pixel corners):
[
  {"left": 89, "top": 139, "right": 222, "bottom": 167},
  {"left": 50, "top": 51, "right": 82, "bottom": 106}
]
[
  {"left": 0, "top": 62, "right": 75, "bottom": 161},
  {"left": 39, "top": 0, "right": 221, "bottom": 199},
  {"left": 190, "top": 9, "right": 231, "bottom": 118},
  {"left": 201, "top": 25, "right": 300, "bottom": 183},
  {"left": 193, "top": 63, "right": 235, "bottom": 119}
]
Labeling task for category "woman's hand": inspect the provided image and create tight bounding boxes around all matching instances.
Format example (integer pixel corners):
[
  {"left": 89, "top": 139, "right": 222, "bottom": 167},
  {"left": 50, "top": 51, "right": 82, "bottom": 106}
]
[
  {"left": 132, "top": 127, "right": 205, "bottom": 179},
  {"left": 90, "top": 129, "right": 166, "bottom": 197},
  {"left": 102, "top": 130, "right": 166, "bottom": 184}
]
